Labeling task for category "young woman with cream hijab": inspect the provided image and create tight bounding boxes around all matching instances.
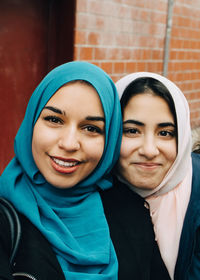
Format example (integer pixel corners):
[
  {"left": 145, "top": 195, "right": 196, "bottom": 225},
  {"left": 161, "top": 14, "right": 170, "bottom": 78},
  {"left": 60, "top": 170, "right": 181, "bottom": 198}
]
[{"left": 110, "top": 72, "right": 200, "bottom": 280}]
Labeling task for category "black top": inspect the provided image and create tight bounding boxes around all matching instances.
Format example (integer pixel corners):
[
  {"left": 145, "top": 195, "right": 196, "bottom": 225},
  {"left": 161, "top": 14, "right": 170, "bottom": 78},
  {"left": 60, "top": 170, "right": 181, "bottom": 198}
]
[
  {"left": 0, "top": 211, "right": 65, "bottom": 280},
  {"left": 0, "top": 176, "right": 170, "bottom": 280},
  {"left": 100, "top": 177, "right": 171, "bottom": 280}
]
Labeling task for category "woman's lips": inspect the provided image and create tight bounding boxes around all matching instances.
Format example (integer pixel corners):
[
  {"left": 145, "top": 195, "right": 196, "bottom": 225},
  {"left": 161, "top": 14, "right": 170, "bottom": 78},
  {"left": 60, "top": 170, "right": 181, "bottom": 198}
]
[
  {"left": 50, "top": 156, "right": 81, "bottom": 174},
  {"left": 134, "top": 162, "right": 162, "bottom": 170}
]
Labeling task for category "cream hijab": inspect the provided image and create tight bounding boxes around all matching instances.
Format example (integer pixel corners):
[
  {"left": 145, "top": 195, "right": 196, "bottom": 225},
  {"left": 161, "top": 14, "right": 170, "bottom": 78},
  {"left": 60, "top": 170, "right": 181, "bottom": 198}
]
[{"left": 116, "top": 72, "right": 192, "bottom": 279}]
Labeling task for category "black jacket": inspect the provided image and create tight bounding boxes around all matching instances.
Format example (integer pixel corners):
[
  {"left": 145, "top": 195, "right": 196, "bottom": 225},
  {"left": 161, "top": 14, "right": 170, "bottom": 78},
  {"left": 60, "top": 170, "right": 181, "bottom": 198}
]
[
  {"left": 0, "top": 211, "right": 65, "bottom": 280},
  {"left": 100, "top": 177, "right": 171, "bottom": 280},
  {"left": 0, "top": 180, "right": 170, "bottom": 280},
  {"left": 174, "top": 153, "right": 200, "bottom": 279}
]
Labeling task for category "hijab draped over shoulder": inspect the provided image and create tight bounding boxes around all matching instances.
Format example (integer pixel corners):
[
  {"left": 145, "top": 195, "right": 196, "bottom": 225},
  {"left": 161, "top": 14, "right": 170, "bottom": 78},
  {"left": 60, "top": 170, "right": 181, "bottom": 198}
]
[
  {"left": 0, "top": 61, "right": 122, "bottom": 280},
  {"left": 116, "top": 72, "right": 192, "bottom": 279}
]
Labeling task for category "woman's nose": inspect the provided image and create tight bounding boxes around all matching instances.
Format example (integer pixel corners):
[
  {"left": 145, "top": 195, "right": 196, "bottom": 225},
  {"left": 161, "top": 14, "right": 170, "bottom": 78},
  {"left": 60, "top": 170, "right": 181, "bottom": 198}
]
[
  {"left": 138, "top": 136, "right": 159, "bottom": 159},
  {"left": 58, "top": 127, "right": 80, "bottom": 151}
]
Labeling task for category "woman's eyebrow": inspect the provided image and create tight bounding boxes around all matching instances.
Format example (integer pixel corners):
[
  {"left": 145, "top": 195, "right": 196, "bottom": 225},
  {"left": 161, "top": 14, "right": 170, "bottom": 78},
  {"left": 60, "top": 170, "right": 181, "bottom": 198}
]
[
  {"left": 86, "top": 116, "right": 105, "bottom": 123},
  {"left": 158, "top": 122, "right": 175, "bottom": 128},
  {"left": 43, "top": 107, "right": 105, "bottom": 122},
  {"left": 123, "top": 119, "right": 144, "bottom": 126},
  {"left": 123, "top": 120, "right": 175, "bottom": 128},
  {"left": 43, "top": 106, "right": 65, "bottom": 115}
]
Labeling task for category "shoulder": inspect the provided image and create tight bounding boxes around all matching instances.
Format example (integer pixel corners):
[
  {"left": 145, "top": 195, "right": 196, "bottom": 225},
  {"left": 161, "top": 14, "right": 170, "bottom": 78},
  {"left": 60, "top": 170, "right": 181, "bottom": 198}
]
[
  {"left": 16, "top": 215, "right": 65, "bottom": 279},
  {"left": 100, "top": 176, "right": 152, "bottom": 229},
  {"left": 192, "top": 152, "right": 200, "bottom": 169},
  {"left": 191, "top": 153, "right": 200, "bottom": 192},
  {"left": 0, "top": 206, "right": 12, "bottom": 252},
  {"left": 100, "top": 176, "right": 145, "bottom": 208},
  {"left": 0, "top": 201, "right": 65, "bottom": 280},
  {"left": 176, "top": 154, "right": 200, "bottom": 279},
  {"left": 100, "top": 177, "right": 150, "bottom": 225}
]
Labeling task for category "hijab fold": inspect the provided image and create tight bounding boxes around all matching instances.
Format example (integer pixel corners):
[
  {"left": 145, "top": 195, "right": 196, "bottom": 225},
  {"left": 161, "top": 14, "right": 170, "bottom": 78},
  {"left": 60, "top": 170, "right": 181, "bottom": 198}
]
[
  {"left": 0, "top": 61, "right": 122, "bottom": 279},
  {"left": 116, "top": 72, "right": 192, "bottom": 279}
]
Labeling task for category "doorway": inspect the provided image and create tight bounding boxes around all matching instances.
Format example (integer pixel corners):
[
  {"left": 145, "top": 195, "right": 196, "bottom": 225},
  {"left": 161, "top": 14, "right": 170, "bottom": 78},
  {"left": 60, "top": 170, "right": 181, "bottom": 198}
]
[{"left": 0, "top": 0, "right": 76, "bottom": 173}]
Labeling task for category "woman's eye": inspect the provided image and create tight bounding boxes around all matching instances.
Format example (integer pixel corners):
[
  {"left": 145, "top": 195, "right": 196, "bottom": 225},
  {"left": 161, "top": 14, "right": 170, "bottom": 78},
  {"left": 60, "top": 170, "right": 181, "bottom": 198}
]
[
  {"left": 159, "top": 130, "right": 175, "bottom": 138},
  {"left": 84, "top": 125, "right": 104, "bottom": 134},
  {"left": 43, "top": 115, "right": 63, "bottom": 124},
  {"left": 123, "top": 127, "right": 139, "bottom": 135}
]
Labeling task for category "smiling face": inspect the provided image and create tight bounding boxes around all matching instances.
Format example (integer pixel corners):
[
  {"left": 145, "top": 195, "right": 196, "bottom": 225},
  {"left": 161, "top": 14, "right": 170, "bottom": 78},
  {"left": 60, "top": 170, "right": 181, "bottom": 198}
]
[
  {"left": 32, "top": 81, "right": 105, "bottom": 189},
  {"left": 118, "top": 93, "right": 177, "bottom": 190}
]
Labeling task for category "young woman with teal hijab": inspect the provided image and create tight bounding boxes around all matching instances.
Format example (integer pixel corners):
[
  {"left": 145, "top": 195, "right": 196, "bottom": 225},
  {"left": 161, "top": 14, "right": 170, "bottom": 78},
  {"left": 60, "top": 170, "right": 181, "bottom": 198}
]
[{"left": 0, "top": 61, "right": 122, "bottom": 279}]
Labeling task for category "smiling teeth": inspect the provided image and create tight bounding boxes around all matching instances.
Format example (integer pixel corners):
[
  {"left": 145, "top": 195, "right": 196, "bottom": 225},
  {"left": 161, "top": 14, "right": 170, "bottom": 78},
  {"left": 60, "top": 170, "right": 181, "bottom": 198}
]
[{"left": 53, "top": 158, "right": 78, "bottom": 167}]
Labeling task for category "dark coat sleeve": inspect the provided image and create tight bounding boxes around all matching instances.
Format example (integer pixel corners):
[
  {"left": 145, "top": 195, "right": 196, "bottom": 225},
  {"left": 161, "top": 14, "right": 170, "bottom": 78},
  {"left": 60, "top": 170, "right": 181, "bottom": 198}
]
[
  {"left": 13, "top": 214, "right": 65, "bottom": 280},
  {"left": 0, "top": 209, "right": 14, "bottom": 279},
  {"left": 175, "top": 153, "right": 200, "bottom": 280},
  {"left": 0, "top": 208, "right": 65, "bottom": 280},
  {"left": 187, "top": 227, "right": 200, "bottom": 279}
]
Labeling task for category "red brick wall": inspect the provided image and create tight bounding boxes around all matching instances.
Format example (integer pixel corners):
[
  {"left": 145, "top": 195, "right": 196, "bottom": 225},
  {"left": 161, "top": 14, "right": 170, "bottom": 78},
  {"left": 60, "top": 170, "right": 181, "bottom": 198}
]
[
  {"left": 168, "top": 0, "right": 200, "bottom": 128},
  {"left": 74, "top": 0, "right": 200, "bottom": 128}
]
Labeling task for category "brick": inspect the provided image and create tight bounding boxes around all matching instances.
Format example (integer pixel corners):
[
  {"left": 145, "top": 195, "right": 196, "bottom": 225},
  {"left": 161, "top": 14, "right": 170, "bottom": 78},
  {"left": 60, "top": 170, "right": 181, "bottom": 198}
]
[
  {"left": 115, "top": 33, "right": 129, "bottom": 48},
  {"left": 74, "top": 30, "right": 87, "bottom": 45},
  {"left": 121, "top": 48, "right": 132, "bottom": 60},
  {"left": 75, "top": 14, "right": 90, "bottom": 29},
  {"left": 107, "top": 48, "right": 120, "bottom": 60},
  {"left": 73, "top": 46, "right": 79, "bottom": 60},
  {"left": 79, "top": 47, "right": 93, "bottom": 60},
  {"left": 100, "top": 62, "right": 113, "bottom": 74},
  {"left": 124, "top": 62, "right": 136, "bottom": 73},
  {"left": 88, "top": 1, "right": 104, "bottom": 14},
  {"left": 130, "top": 8, "right": 149, "bottom": 21},
  {"left": 141, "top": 49, "right": 152, "bottom": 60},
  {"left": 76, "top": 0, "right": 88, "bottom": 12},
  {"left": 94, "top": 47, "right": 107, "bottom": 60},
  {"left": 88, "top": 32, "right": 99, "bottom": 45},
  {"left": 147, "top": 62, "right": 159, "bottom": 73},
  {"left": 114, "top": 62, "right": 125, "bottom": 74},
  {"left": 137, "top": 62, "right": 147, "bottom": 72}
]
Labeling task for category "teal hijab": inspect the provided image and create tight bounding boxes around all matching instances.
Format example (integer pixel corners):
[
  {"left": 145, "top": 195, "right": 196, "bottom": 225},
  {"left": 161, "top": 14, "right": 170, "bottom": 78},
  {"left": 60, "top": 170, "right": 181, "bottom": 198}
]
[{"left": 0, "top": 62, "right": 122, "bottom": 279}]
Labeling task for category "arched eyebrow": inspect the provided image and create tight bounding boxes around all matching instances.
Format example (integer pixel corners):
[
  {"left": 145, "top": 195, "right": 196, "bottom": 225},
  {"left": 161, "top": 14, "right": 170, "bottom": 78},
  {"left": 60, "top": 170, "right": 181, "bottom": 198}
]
[
  {"left": 123, "top": 120, "right": 144, "bottom": 126},
  {"left": 158, "top": 122, "right": 176, "bottom": 128},
  {"left": 86, "top": 116, "right": 105, "bottom": 123},
  {"left": 43, "top": 106, "right": 105, "bottom": 122},
  {"left": 43, "top": 106, "right": 64, "bottom": 115},
  {"left": 123, "top": 119, "right": 175, "bottom": 128}
]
